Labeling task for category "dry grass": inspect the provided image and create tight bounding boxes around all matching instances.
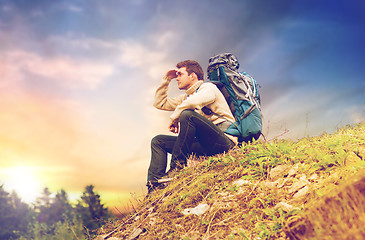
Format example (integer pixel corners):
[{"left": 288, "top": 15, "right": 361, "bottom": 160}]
[
  {"left": 96, "top": 123, "right": 365, "bottom": 239},
  {"left": 285, "top": 170, "right": 365, "bottom": 240}
]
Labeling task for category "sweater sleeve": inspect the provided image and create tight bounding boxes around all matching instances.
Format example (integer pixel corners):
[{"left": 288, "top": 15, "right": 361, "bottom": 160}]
[
  {"left": 153, "top": 77, "right": 185, "bottom": 111},
  {"left": 170, "top": 83, "right": 216, "bottom": 122}
]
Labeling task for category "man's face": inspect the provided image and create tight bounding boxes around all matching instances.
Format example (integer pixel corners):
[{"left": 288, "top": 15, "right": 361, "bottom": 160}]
[{"left": 176, "top": 67, "right": 193, "bottom": 90}]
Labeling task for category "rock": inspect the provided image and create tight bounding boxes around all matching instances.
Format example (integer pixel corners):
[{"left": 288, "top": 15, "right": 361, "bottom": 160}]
[
  {"left": 327, "top": 172, "right": 341, "bottom": 184},
  {"left": 299, "top": 174, "right": 307, "bottom": 181},
  {"left": 292, "top": 185, "right": 309, "bottom": 200},
  {"left": 288, "top": 164, "right": 299, "bottom": 177},
  {"left": 288, "top": 178, "right": 309, "bottom": 194},
  {"left": 309, "top": 173, "right": 318, "bottom": 181},
  {"left": 269, "top": 165, "right": 291, "bottom": 181},
  {"left": 147, "top": 207, "right": 154, "bottom": 212},
  {"left": 126, "top": 228, "right": 143, "bottom": 240},
  {"left": 276, "top": 177, "right": 289, "bottom": 188},
  {"left": 261, "top": 180, "right": 278, "bottom": 189},
  {"left": 182, "top": 203, "right": 210, "bottom": 216},
  {"left": 149, "top": 217, "right": 157, "bottom": 226},
  {"left": 275, "top": 201, "right": 296, "bottom": 212},
  {"left": 233, "top": 179, "right": 251, "bottom": 186}
]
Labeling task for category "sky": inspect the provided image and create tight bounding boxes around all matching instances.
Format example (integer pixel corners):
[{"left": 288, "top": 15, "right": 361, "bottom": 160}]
[{"left": 0, "top": 0, "right": 364, "bottom": 209}]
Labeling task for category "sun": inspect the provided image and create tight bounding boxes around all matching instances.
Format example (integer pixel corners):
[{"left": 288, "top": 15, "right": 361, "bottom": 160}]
[{"left": 4, "top": 166, "right": 43, "bottom": 203}]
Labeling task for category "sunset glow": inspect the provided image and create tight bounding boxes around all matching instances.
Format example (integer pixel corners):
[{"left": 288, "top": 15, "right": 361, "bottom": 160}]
[{"left": 2, "top": 166, "right": 43, "bottom": 203}]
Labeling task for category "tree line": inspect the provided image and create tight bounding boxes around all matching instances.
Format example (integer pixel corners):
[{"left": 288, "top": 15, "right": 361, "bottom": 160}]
[{"left": 0, "top": 184, "right": 111, "bottom": 240}]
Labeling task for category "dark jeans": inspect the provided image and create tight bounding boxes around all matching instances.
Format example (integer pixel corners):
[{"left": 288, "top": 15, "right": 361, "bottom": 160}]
[{"left": 147, "top": 110, "right": 235, "bottom": 183}]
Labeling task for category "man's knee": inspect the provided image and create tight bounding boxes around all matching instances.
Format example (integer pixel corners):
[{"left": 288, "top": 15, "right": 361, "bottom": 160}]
[
  {"left": 179, "top": 109, "right": 195, "bottom": 122},
  {"left": 151, "top": 134, "right": 164, "bottom": 147}
]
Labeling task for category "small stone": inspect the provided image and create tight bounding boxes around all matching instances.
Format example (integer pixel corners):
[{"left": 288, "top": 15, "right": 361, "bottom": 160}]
[
  {"left": 299, "top": 175, "right": 307, "bottom": 181},
  {"left": 261, "top": 180, "right": 277, "bottom": 189},
  {"left": 275, "top": 201, "right": 293, "bottom": 212},
  {"left": 274, "top": 201, "right": 299, "bottom": 212},
  {"left": 269, "top": 165, "right": 291, "bottom": 181},
  {"left": 309, "top": 173, "right": 318, "bottom": 181},
  {"left": 288, "top": 179, "right": 309, "bottom": 194},
  {"left": 276, "top": 178, "right": 287, "bottom": 188},
  {"left": 233, "top": 179, "right": 251, "bottom": 186},
  {"left": 182, "top": 203, "right": 210, "bottom": 216},
  {"left": 126, "top": 228, "right": 143, "bottom": 240},
  {"left": 292, "top": 186, "right": 309, "bottom": 200},
  {"left": 149, "top": 217, "right": 156, "bottom": 226},
  {"left": 147, "top": 207, "right": 154, "bottom": 212},
  {"left": 288, "top": 164, "right": 299, "bottom": 177}
]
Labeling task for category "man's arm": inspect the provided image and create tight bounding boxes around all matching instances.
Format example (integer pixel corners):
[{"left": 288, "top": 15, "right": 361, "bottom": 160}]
[
  {"left": 153, "top": 70, "right": 185, "bottom": 111},
  {"left": 169, "top": 83, "right": 216, "bottom": 124}
]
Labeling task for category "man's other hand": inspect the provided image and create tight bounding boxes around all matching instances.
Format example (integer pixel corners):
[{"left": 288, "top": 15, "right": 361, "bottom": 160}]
[{"left": 169, "top": 121, "right": 179, "bottom": 134}]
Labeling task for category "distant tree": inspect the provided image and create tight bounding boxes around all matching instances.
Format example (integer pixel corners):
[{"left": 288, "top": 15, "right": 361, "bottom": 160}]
[
  {"left": 9, "top": 191, "right": 34, "bottom": 236},
  {"left": 0, "top": 185, "right": 33, "bottom": 240},
  {"left": 23, "top": 188, "right": 89, "bottom": 240},
  {"left": 34, "top": 187, "right": 53, "bottom": 223},
  {"left": 0, "top": 185, "right": 17, "bottom": 239},
  {"left": 76, "top": 185, "right": 109, "bottom": 230},
  {"left": 49, "top": 189, "right": 73, "bottom": 223}
]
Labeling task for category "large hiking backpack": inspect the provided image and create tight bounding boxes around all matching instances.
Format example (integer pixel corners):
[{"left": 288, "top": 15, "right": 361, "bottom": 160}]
[{"left": 207, "top": 53, "right": 262, "bottom": 143}]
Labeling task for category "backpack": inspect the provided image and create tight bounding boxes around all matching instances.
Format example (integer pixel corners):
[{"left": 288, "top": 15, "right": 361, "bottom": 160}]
[{"left": 207, "top": 53, "right": 262, "bottom": 143}]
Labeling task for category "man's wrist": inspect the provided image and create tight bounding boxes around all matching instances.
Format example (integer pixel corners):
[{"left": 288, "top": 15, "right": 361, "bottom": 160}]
[{"left": 163, "top": 75, "right": 173, "bottom": 81}]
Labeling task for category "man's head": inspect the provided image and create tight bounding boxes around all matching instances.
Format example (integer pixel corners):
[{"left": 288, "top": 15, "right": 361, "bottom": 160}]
[
  {"left": 175, "top": 60, "right": 203, "bottom": 90},
  {"left": 176, "top": 60, "right": 204, "bottom": 80}
]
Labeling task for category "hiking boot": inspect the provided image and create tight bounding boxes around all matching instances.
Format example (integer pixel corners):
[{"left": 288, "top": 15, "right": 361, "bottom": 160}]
[
  {"left": 147, "top": 181, "right": 159, "bottom": 194},
  {"left": 146, "top": 181, "right": 167, "bottom": 197}
]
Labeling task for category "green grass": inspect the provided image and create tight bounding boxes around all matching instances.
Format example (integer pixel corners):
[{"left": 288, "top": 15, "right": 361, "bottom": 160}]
[{"left": 99, "top": 123, "right": 365, "bottom": 239}]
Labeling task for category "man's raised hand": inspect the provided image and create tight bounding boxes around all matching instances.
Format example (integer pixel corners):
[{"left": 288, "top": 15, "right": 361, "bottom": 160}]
[{"left": 165, "top": 69, "right": 178, "bottom": 81}]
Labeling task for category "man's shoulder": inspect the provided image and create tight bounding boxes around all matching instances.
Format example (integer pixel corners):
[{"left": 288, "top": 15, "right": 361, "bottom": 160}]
[
  {"left": 201, "top": 82, "right": 217, "bottom": 88},
  {"left": 200, "top": 82, "right": 221, "bottom": 93}
]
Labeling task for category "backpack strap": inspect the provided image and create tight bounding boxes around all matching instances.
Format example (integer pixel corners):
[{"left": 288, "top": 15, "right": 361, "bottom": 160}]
[
  {"left": 196, "top": 83, "right": 239, "bottom": 129},
  {"left": 239, "top": 72, "right": 261, "bottom": 112},
  {"left": 240, "top": 104, "right": 256, "bottom": 120}
]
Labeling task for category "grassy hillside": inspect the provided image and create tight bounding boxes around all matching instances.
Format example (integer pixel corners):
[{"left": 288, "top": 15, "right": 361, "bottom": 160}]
[{"left": 97, "top": 123, "right": 365, "bottom": 240}]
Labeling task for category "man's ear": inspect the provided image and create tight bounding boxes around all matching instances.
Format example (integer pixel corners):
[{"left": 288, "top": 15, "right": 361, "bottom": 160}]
[{"left": 190, "top": 72, "right": 197, "bottom": 80}]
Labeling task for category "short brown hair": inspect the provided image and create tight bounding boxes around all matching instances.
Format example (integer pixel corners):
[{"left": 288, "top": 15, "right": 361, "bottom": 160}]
[{"left": 176, "top": 60, "right": 204, "bottom": 80}]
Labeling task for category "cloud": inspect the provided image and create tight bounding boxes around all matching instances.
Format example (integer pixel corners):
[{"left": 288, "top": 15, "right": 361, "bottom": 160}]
[
  {"left": 117, "top": 40, "right": 165, "bottom": 69},
  {"left": 1, "top": 4, "right": 12, "bottom": 12},
  {"left": 1, "top": 50, "right": 113, "bottom": 90},
  {"left": 67, "top": 4, "right": 83, "bottom": 13},
  {"left": 46, "top": 31, "right": 177, "bottom": 79}
]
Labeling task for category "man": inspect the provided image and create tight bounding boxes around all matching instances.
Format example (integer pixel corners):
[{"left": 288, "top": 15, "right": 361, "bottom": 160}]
[{"left": 147, "top": 60, "right": 237, "bottom": 193}]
